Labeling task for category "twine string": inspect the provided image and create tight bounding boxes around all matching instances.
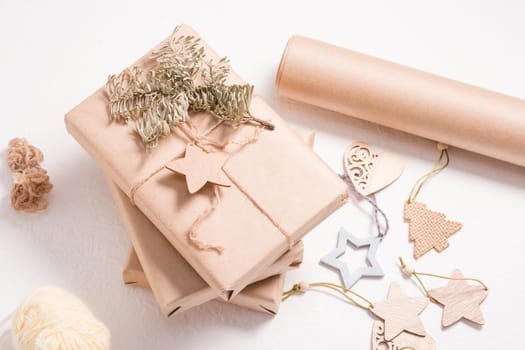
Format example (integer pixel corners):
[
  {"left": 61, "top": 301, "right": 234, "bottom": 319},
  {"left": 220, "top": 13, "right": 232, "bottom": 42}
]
[
  {"left": 187, "top": 119, "right": 230, "bottom": 149},
  {"left": 129, "top": 164, "right": 167, "bottom": 206},
  {"left": 202, "top": 120, "right": 225, "bottom": 137},
  {"left": 177, "top": 124, "right": 212, "bottom": 153},
  {"left": 129, "top": 121, "right": 271, "bottom": 254},
  {"left": 127, "top": 122, "right": 213, "bottom": 203},
  {"left": 282, "top": 281, "right": 374, "bottom": 310},
  {"left": 340, "top": 174, "right": 389, "bottom": 238},
  {"left": 188, "top": 185, "right": 224, "bottom": 254},
  {"left": 407, "top": 144, "right": 450, "bottom": 204},
  {"left": 398, "top": 257, "right": 488, "bottom": 304}
]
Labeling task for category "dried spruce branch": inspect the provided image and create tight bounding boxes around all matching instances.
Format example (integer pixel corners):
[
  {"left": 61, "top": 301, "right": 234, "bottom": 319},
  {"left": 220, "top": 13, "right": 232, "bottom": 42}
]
[{"left": 106, "top": 26, "right": 272, "bottom": 150}]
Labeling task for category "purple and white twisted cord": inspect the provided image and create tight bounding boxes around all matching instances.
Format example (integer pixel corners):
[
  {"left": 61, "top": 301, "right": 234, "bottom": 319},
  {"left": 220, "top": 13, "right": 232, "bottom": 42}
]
[{"left": 339, "top": 173, "right": 390, "bottom": 238}]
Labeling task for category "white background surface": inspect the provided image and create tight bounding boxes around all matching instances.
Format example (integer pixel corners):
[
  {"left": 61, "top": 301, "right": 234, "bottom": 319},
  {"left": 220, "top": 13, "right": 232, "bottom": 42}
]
[{"left": 1, "top": 1, "right": 524, "bottom": 349}]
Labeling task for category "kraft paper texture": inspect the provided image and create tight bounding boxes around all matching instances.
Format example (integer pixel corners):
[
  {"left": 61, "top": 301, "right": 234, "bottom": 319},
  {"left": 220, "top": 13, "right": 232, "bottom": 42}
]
[{"left": 276, "top": 35, "right": 525, "bottom": 167}]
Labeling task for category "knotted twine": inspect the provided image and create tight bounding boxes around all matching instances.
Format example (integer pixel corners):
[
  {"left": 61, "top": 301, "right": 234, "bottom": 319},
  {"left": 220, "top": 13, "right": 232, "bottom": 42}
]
[
  {"left": 129, "top": 122, "right": 286, "bottom": 254},
  {"left": 6, "top": 138, "right": 53, "bottom": 213}
]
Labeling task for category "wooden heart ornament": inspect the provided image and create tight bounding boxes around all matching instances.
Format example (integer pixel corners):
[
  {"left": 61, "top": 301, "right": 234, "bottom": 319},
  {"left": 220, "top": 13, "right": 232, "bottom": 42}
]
[
  {"left": 372, "top": 320, "right": 436, "bottom": 350},
  {"left": 344, "top": 142, "right": 405, "bottom": 196}
]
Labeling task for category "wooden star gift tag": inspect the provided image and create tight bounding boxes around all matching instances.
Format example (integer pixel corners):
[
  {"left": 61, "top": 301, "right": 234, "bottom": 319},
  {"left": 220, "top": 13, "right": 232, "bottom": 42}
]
[
  {"left": 428, "top": 269, "right": 488, "bottom": 327},
  {"left": 404, "top": 201, "right": 462, "bottom": 259},
  {"left": 166, "top": 144, "right": 231, "bottom": 194},
  {"left": 370, "top": 282, "right": 429, "bottom": 341}
]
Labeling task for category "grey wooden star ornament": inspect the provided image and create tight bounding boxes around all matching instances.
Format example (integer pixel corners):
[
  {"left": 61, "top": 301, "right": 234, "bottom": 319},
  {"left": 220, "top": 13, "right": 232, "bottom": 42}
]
[{"left": 320, "top": 228, "right": 384, "bottom": 288}]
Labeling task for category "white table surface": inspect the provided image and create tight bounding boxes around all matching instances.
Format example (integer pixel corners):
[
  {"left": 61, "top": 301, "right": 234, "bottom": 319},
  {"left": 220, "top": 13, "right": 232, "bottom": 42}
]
[{"left": 1, "top": 1, "right": 524, "bottom": 349}]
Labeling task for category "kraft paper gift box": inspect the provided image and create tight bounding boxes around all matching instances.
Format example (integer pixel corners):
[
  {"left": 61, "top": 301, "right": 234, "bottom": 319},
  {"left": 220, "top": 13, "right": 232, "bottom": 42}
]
[
  {"left": 111, "top": 173, "right": 303, "bottom": 315},
  {"left": 65, "top": 24, "right": 348, "bottom": 293},
  {"left": 113, "top": 130, "right": 313, "bottom": 315}
]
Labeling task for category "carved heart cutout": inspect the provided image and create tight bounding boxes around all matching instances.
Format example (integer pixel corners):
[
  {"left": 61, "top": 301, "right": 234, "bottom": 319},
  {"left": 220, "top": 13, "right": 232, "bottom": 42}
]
[
  {"left": 371, "top": 320, "right": 436, "bottom": 350},
  {"left": 344, "top": 142, "right": 404, "bottom": 196}
]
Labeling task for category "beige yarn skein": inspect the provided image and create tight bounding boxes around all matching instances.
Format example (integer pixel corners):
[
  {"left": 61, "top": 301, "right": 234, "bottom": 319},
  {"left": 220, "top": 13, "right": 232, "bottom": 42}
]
[{"left": 11, "top": 287, "right": 110, "bottom": 350}]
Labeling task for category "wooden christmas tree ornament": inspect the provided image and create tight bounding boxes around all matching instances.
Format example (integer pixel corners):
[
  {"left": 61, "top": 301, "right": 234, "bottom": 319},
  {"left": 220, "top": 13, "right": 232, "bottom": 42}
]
[
  {"left": 404, "top": 143, "right": 462, "bottom": 259},
  {"left": 404, "top": 202, "right": 462, "bottom": 259}
]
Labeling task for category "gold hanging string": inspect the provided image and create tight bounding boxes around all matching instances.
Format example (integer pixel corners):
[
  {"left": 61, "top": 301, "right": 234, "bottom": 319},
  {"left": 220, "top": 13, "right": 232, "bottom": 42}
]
[
  {"left": 283, "top": 281, "right": 419, "bottom": 350},
  {"left": 407, "top": 143, "right": 450, "bottom": 204},
  {"left": 398, "top": 257, "right": 488, "bottom": 304},
  {"left": 282, "top": 282, "right": 374, "bottom": 311}
]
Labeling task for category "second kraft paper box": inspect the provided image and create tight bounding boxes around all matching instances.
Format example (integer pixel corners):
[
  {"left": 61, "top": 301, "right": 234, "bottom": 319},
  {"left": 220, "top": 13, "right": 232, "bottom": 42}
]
[{"left": 65, "top": 24, "right": 348, "bottom": 293}]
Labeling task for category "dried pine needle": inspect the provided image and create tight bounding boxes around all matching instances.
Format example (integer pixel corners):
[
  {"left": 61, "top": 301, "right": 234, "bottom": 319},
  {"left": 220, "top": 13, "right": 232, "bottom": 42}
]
[{"left": 106, "top": 26, "right": 269, "bottom": 150}]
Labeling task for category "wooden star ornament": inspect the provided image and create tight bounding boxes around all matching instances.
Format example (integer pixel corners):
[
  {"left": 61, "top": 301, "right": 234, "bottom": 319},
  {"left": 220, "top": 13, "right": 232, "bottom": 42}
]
[
  {"left": 404, "top": 201, "right": 462, "bottom": 259},
  {"left": 370, "top": 282, "right": 429, "bottom": 341},
  {"left": 428, "top": 269, "right": 488, "bottom": 327},
  {"left": 165, "top": 144, "right": 231, "bottom": 194}
]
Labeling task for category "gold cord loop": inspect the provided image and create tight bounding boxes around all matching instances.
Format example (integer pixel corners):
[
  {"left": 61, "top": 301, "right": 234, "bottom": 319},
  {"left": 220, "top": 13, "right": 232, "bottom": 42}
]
[
  {"left": 407, "top": 143, "right": 450, "bottom": 204},
  {"left": 398, "top": 257, "right": 488, "bottom": 305},
  {"left": 282, "top": 281, "right": 374, "bottom": 310}
]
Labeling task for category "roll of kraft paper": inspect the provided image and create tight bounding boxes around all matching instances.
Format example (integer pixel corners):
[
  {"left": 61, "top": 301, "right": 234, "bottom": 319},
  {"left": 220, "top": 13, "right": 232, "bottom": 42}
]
[{"left": 276, "top": 35, "right": 525, "bottom": 167}]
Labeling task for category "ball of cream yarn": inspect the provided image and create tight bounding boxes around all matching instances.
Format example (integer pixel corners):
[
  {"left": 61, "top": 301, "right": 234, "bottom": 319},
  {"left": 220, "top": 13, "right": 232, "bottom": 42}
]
[{"left": 11, "top": 287, "right": 110, "bottom": 350}]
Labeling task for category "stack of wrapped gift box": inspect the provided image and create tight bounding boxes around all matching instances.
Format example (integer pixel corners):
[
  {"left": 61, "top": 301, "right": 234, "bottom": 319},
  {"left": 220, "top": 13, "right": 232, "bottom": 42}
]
[{"left": 65, "top": 24, "right": 348, "bottom": 316}]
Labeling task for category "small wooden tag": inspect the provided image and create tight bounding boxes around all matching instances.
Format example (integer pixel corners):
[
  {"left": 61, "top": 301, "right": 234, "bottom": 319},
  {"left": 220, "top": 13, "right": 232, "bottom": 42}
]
[{"left": 166, "top": 144, "right": 231, "bottom": 194}]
